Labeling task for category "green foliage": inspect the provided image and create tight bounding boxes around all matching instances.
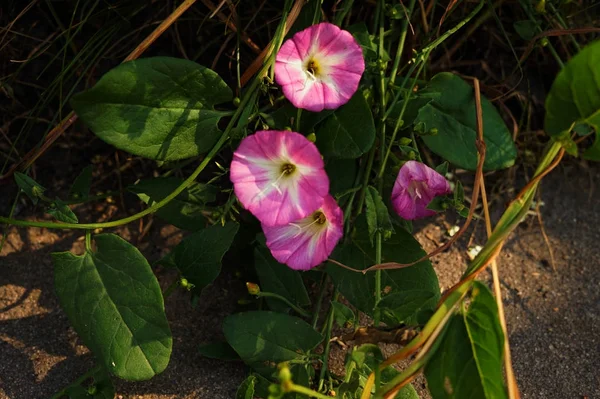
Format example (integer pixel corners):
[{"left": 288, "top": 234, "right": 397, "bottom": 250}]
[
  {"left": 332, "top": 301, "right": 356, "bottom": 328},
  {"left": 365, "top": 186, "right": 394, "bottom": 242},
  {"left": 254, "top": 244, "right": 311, "bottom": 313},
  {"left": 129, "top": 177, "right": 217, "bottom": 231},
  {"left": 223, "top": 311, "right": 322, "bottom": 370},
  {"left": 316, "top": 92, "right": 376, "bottom": 159},
  {"left": 14, "top": 172, "right": 45, "bottom": 205},
  {"left": 46, "top": 199, "right": 79, "bottom": 223},
  {"left": 347, "top": 345, "right": 420, "bottom": 399},
  {"left": 236, "top": 374, "right": 257, "bottom": 399},
  {"left": 52, "top": 234, "right": 172, "bottom": 381},
  {"left": 545, "top": 40, "right": 600, "bottom": 160},
  {"left": 415, "top": 73, "right": 517, "bottom": 171},
  {"left": 59, "top": 367, "right": 115, "bottom": 399},
  {"left": 425, "top": 282, "right": 507, "bottom": 399},
  {"left": 198, "top": 341, "right": 240, "bottom": 361},
  {"left": 377, "top": 290, "right": 436, "bottom": 326},
  {"left": 327, "top": 217, "right": 439, "bottom": 322},
  {"left": 159, "top": 222, "right": 239, "bottom": 294},
  {"left": 71, "top": 57, "right": 233, "bottom": 161},
  {"left": 69, "top": 165, "right": 93, "bottom": 200}
]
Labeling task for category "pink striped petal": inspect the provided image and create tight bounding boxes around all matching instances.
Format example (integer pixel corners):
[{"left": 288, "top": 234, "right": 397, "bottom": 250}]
[
  {"left": 230, "top": 130, "right": 329, "bottom": 226},
  {"left": 391, "top": 161, "right": 452, "bottom": 220},
  {"left": 263, "top": 195, "right": 344, "bottom": 270},
  {"left": 275, "top": 22, "right": 365, "bottom": 112}
]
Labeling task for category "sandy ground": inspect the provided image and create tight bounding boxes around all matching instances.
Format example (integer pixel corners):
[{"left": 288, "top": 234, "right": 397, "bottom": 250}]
[{"left": 1, "top": 165, "right": 599, "bottom": 399}]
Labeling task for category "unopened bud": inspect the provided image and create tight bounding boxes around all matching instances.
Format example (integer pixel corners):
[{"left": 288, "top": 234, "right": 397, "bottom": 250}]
[
  {"left": 306, "top": 133, "right": 317, "bottom": 143},
  {"left": 232, "top": 97, "right": 241, "bottom": 107},
  {"left": 246, "top": 282, "right": 261, "bottom": 295},
  {"left": 398, "top": 137, "right": 412, "bottom": 146},
  {"left": 429, "top": 128, "right": 438, "bottom": 136},
  {"left": 408, "top": 151, "right": 417, "bottom": 160},
  {"left": 87, "top": 385, "right": 97, "bottom": 395},
  {"left": 278, "top": 364, "right": 292, "bottom": 382},
  {"left": 180, "top": 277, "right": 195, "bottom": 291}
]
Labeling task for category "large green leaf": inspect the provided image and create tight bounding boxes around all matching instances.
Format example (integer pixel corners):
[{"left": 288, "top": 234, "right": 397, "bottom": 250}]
[
  {"left": 326, "top": 216, "right": 439, "bottom": 322},
  {"left": 415, "top": 73, "right": 517, "bottom": 171},
  {"left": 425, "top": 282, "right": 506, "bottom": 399},
  {"left": 545, "top": 40, "right": 600, "bottom": 160},
  {"left": 377, "top": 290, "right": 436, "bottom": 325},
  {"left": 254, "top": 244, "right": 311, "bottom": 313},
  {"left": 129, "top": 177, "right": 217, "bottom": 231},
  {"left": 316, "top": 92, "right": 376, "bottom": 159},
  {"left": 52, "top": 234, "right": 172, "bottom": 381},
  {"left": 160, "top": 222, "right": 239, "bottom": 293},
  {"left": 71, "top": 57, "right": 232, "bottom": 161},
  {"left": 223, "top": 311, "right": 322, "bottom": 365}
]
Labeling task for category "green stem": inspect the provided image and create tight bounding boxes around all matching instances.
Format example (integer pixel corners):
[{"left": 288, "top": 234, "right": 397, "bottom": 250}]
[
  {"left": 374, "top": 232, "right": 383, "bottom": 325},
  {"left": 311, "top": 274, "right": 328, "bottom": 329},
  {"left": 295, "top": 107, "right": 302, "bottom": 132},
  {"left": 317, "top": 292, "right": 338, "bottom": 392},
  {"left": 355, "top": 145, "right": 377, "bottom": 216},
  {"left": 257, "top": 292, "right": 311, "bottom": 318},
  {"left": 388, "top": 0, "right": 416, "bottom": 88},
  {"left": 162, "top": 277, "right": 181, "bottom": 299},
  {"left": 288, "top": 383, "right": 332, "bottom": 399},
  {"left": 85, "top": 230, "right": 92, "bottom": 251}
]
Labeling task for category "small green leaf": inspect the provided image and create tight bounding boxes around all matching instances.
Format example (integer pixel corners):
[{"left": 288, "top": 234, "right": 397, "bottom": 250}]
[
  {"left": 331, "top": 301, "right": 356, "bottom": 328},
  {"left": 415, "top": 73, "right": 517, "bottom": 171},
  {"left": 365, "top": 186, "right": 394, "bottom": 242},
  {"left": 160, "top": 222, "right": 239, "bottom": 293},
  {"left": 435, "top": 161, "right": 449, "bottom": 176},
  {"left": 61, "top": 367, "right": 115, "bottom": 399},
  {"left": 236, "top": 375, "right": 257, "bottom": 399},
  {"left": 545, "top": 40, "right": 600, "bottom": 160},
  {"left": 46, "top": 200, "right": 78, "bottom": 224},
  {"left": 254, "top": 244, "right": 311, "bottom": 313},
  {"left": 425, "top": 282, "right": 507, "bottom": 399},
  {"left": 350, "top": 345, "right": 419, "bottom": 398},
  {"left": 69, "top": 165, "right": 93, "bottom": 200},
  {"left": 327, "top": 216, "right": 439, "bottom": 322},
  {"left": 513, "top": 20, "right": 537, "bottom": 40},
  {"left": 317, "top": 92, "right": 376, "bottom": 159},
  {"left": 347, "top": 22, "right": 378, "bottom": 60},
  {"left": 129, "top": 177, "right": 217, "bottom": 231},
  {"left": 223, "top": 311, "right": 323, "bottom": 366},
  {"left": 198, "top": 341, "right": 240, "bottom": 361},
  {"left": 377, "top": 290, "right": 436, "bottom": 325},
  {"left": 14, "top": 172, "right": 45, "bottom": 204},
  {"left": 71, "top": 57, "right": 233, "bottom": 161},
  {"left": 52, "top": 234, "right": 172, "bottom": 381}
]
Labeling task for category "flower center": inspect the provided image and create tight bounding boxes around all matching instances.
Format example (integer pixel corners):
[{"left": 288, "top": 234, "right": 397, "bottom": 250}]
[
  {"left": 305, "top": 58, "right": 321, "bottom": 79},
  {"left": 313, "top": 211, "right": 327, "bottom": 224},
  {"left": 407, "top": 180, "right": 428, "bottom": 200},
  {"left": 280, "top": 163, "right": 296, "bottom": 176}
]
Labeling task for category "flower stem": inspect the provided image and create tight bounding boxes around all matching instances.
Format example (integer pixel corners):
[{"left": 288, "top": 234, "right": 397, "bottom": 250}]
[
  {"left": 311, "top": 274, "right": 328, "bottom": 329},
  {"left": 257, "top": 292, "right": 311, "bottom": 318},
  {"left": 288, "top": 383, "right": 332, "bottom": 399},
  {"left": 317, "top": 291, "right": 338, "bottom": 392},
  {"left": 388, "top": 0, "right": 417, "bottom": 88}
]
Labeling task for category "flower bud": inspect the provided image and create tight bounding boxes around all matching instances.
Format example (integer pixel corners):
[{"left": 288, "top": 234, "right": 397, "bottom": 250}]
[
  {"left": 398, "top": 137, "right": 412, "bottom": 146},
  {"left": 306, "top": 133, "right": 317, "bottom": 143},
  {"left": 246, "top": 282, "right": 261, "bottom": 295},
  {"left": 232, "top": 97, "right": 241, "bottom": 107}
]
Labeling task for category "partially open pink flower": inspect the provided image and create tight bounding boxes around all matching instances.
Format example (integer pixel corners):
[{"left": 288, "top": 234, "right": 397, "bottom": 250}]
[
  {"left": 230, "top": 130, "right": 329, "bottom": 226},
  {"left": 275, "top": 22, "right": 365, "bottom": 112},
  {"left": 391, "top": 161, "right": 451, "bottom": 220},
  {"left": 263, "top": 195, "right": 343, "bottom": 271}
]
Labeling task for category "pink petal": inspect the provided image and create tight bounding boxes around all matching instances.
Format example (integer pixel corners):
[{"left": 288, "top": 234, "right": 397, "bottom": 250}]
[
  {"left": 275, "top": 22, "right": 365, "bottom": 112},
  {"left": 391, "top": 161, "right": 451, "bottom": 220},
  {"left": 230, "top": 130, "right": 329, "bottom": 226},
  {"left": 263, "top": 195, "right": 343, "bottom": 270}
]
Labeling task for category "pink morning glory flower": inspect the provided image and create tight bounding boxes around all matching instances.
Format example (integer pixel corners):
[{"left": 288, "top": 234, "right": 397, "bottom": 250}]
[
  {"left": 275, "top": 22, "right": 365, "bottom": 112},
  {"left": 230, "top": 130, "right": 329, "bottom": 226},
  {"left": 263, "top": 195, "right": 343, "bottom": 270},
  {"left": 391, "top": 161, "right": 452, "bottom": 220}
]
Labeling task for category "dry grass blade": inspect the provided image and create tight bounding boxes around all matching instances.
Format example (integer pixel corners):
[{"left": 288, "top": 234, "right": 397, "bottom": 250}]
[{"left": 0, "top": 0, "right": 200, "bottom": 182}]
